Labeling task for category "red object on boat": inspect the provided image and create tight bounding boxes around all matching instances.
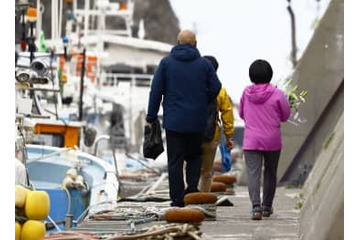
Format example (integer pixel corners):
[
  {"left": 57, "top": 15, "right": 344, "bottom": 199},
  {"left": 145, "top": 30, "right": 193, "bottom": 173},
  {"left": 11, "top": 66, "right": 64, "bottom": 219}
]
[
  {"left": 120, "top": 3, "right": 127, "bottom": 10},
  {"left": 21, "top": 40, "right": 27, "bottom": 51}
]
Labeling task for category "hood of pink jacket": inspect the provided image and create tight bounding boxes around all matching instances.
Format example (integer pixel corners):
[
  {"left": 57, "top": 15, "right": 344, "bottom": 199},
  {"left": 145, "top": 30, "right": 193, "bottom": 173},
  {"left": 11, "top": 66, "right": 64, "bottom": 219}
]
[{"left": 244, "top": 83, "right": 276, "bottom": 104}]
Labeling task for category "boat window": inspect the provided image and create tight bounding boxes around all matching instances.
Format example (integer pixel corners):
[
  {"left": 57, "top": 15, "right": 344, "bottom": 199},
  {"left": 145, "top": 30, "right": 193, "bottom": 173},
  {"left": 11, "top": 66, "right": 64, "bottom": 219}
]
[{"left": 31, "top": 133, "right": 64, "bottom": 148}]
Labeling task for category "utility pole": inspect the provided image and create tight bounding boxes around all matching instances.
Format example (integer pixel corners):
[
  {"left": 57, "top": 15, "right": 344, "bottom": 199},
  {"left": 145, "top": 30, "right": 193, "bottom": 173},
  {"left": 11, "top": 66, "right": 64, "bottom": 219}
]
[{"left": 287, "top": 0, "right": 297, "bottom": 69}]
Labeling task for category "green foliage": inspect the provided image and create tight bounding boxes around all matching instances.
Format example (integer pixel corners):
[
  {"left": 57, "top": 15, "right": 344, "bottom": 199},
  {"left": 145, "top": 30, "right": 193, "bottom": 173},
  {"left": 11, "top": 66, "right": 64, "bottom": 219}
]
[
  {"left": 295, "top": 193, "right": 305, "bottom": 210},
  {"left": 276, "top": 78, "right": 309, "bottom": 125},
  {"left": 323, "top": 132, "right": 335, "bottom": 150},
  {"left": 276, "top": 78, "right": 308, "bottom": 110},
  {"left": 296, "top": 201, "right": 304, "bottom": 210},
  {"left": 316, "top": 182, "right": 321, "bottom": 191}
]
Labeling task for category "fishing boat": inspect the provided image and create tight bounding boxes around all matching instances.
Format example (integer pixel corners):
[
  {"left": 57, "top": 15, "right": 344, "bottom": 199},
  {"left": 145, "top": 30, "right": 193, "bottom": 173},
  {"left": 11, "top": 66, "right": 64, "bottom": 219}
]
[
  {"left": 48, "top": 0, "right": 173, "bottom": 183},
  {"left": 15, "top": 2, "right": 172, "bottom": 234},
  {"left": 14, "top": 33, "right": 122, "bottom": 233},
  {"left": 25, "top": 144, "right": 120, "bottom": 231},
  {"left": 16, "top": 100, "right": 121, "bottom": 233},
  {"left": 20, "top": 0, "right": 171, "bottom": 157}
]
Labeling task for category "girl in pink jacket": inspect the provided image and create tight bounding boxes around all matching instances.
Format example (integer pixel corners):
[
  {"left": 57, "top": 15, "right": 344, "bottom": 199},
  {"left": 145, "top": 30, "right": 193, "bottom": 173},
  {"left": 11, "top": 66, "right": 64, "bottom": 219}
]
[{"left": 239, "top": 59, "right": 291, "bottom": 220}]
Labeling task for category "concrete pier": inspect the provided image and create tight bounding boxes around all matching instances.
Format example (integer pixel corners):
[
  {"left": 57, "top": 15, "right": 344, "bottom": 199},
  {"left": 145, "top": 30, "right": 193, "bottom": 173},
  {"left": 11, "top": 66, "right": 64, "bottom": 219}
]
[{"left": 201, "top": 186, "right": 301, "bottom": 240}]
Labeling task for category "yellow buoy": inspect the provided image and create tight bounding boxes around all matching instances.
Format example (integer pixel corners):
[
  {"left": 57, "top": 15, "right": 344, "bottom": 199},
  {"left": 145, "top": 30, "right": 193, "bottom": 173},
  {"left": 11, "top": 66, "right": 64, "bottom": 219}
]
[
  {"left": 15, "top": 222, "right": 21, "bottom": 240},
  {"left": 15, "top": 185, "right": 30, "bottom": 208},
  {"left": 25, "top": 191, "right": 50, "bottom": 220},
  {"left": 20, "top": 220, "right": 45, "bottom": 240}
]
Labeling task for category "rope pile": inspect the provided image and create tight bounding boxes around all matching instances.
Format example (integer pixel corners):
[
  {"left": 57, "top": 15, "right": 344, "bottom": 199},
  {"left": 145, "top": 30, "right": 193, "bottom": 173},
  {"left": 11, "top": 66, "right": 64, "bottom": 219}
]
[
  {"left": 42, "top": 223, "right": 204, "bottom": 240},
  {"left": 42, "top": 231, "right": 100, "bottom": 239},
  {"left": 87, "top": 207, "right": 165, "bottom": 222},
  {"left": 106, "top": 223, "right": 203, "bottom": 240}
]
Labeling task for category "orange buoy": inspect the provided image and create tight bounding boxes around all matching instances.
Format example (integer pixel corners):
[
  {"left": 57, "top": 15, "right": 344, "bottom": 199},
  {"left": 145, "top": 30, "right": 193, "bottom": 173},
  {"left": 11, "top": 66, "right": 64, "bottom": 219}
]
[
  {"left": 164, "top": 208, "right": 205, "bottom": 223},
  {"left": 212, "top": 175, "right": 237, "bottom": 185},
  {"left": 184, "top": 192, "right": 217, "bottom": 205},
  {"left": 210, "top": 182, "right": 227, "bottom": 192}
]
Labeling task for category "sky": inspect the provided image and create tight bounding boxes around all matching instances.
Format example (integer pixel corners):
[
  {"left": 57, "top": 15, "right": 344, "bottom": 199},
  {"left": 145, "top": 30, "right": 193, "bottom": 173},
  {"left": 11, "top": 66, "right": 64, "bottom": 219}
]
[{"left": 169, "top": 0, "right": 331, "bottom": 102}]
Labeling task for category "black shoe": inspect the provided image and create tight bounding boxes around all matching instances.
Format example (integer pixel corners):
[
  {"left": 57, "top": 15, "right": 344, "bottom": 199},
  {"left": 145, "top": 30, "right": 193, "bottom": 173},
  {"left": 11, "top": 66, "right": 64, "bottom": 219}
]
[
  {"left": 171, "top": 201, "right": 185, "bottom": 208},
  {"left": 184, "top": 188, "right": 200, "bottom": 195}
]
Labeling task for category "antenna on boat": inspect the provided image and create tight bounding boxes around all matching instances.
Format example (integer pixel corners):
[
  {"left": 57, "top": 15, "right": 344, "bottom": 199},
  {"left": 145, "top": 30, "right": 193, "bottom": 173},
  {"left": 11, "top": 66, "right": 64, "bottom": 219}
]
[
  {"left": 26, "top": 7, "right": 37, "bottom": 63},
  {"left": 16, "top": 0, "right": 31, "bottom": 51}
]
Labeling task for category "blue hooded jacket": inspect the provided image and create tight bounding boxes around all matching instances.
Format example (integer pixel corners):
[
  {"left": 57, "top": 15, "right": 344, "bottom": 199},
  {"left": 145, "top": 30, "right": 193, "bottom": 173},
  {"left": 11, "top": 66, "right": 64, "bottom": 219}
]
[{"left": 146, "top": 44, "right": 221, "bottom": 132}]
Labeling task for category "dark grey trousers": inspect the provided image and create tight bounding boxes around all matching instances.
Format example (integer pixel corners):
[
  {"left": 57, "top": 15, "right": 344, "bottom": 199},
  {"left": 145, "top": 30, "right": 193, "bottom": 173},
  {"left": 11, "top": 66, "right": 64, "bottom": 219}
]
[
  {"left": 244, "top": 150, "right": 281, "bottom": 208},
  {"left": 166, "top": 130, "right": 203, "bottom": 207}
]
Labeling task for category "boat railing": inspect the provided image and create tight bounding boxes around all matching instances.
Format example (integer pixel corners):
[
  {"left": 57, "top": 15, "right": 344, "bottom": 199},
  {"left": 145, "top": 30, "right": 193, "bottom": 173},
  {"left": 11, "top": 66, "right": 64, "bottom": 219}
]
[
  {"left": 87, "top": 29, "right": 130, "bottom": 36},
  {"left": 73, "top": 0, "right": 135, "bottom": 38},
  {"left": 100, "top": 72, "right": 153, "bottom": 87}
]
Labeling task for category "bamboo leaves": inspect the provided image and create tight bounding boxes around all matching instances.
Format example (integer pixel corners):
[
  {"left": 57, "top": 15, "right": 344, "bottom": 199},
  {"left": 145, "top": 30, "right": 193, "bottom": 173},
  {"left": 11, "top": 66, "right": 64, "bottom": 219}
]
[{"left": 276, "top": 78, "right": 308, "bottom": 125}]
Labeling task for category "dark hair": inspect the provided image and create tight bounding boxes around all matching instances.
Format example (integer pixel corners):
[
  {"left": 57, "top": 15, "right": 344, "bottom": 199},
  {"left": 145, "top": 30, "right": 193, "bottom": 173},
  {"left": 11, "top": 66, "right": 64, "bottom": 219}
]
[
  {"left": 203, "top": 55, "right": 219, "bottom": 72},
  {"left": 249, "top": 59, "right": 273, "bottom": 84}
]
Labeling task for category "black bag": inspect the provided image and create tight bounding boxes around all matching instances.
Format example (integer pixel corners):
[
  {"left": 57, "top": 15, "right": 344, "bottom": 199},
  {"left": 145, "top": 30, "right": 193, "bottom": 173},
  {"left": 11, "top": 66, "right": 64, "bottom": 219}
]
[
  {"left": 203, "top": 98, "right": 218, "bottom": 142},
  {"left": 143, "top": 119, "right": 164, "bottom": 160}
]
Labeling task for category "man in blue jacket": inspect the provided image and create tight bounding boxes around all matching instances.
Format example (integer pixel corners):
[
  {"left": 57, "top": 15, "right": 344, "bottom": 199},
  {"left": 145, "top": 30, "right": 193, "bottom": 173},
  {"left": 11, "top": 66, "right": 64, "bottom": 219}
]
[{"left": 146, "top": 29, "right": 222, "bottom": 207}]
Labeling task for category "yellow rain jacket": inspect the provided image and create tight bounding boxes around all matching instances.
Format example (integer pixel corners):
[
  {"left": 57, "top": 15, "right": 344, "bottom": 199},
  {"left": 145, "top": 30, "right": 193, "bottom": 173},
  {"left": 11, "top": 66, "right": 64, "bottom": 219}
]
[{"left": 213, "top": 88, "right": 235, "bottom": 141}]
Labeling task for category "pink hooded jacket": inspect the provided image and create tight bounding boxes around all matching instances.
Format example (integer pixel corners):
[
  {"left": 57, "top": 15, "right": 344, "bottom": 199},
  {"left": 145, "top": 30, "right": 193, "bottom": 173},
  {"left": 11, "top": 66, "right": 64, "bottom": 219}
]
[{"left": 239, "top": 83, "right": 291, "bottom": 151}]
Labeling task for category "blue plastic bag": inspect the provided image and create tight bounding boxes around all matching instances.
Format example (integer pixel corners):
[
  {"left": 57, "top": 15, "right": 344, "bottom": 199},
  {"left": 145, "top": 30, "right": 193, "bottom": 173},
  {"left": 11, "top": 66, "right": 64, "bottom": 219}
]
[{"left": 219, "top": 144, "right": 231, "bottom": 172}]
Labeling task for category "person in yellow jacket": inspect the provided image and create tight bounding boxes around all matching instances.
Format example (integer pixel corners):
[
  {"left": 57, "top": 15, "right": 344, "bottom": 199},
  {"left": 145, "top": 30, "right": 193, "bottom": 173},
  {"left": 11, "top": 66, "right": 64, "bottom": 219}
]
[{"left": 199, "top": 55, "right": 235, "bottom": 192}]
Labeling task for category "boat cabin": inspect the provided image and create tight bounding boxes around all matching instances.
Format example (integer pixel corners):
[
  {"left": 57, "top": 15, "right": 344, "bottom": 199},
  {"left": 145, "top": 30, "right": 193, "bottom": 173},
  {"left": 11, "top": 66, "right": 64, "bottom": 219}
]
[{"left": 31, "top": 119, "right": 85, "bottom": 148}]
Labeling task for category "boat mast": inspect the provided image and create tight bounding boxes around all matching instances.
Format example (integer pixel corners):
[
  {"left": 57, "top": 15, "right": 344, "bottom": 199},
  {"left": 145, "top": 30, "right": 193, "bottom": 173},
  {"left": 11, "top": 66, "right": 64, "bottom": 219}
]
[
  {"left": 36, "top": 0, "right": 41, "bottom": 43},
  {"left": 78, "top": 48, "right": 86, "bottom": 121}
]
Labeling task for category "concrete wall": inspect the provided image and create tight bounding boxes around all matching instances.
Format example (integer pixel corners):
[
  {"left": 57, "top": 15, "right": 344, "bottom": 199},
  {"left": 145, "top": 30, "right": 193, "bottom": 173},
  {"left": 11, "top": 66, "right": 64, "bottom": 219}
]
[
  {"left": 299, "top": 113, "right": 344, "bottom": 240},
  {"left": 278, "top": 0, "right": 344, "bottom": 184}
]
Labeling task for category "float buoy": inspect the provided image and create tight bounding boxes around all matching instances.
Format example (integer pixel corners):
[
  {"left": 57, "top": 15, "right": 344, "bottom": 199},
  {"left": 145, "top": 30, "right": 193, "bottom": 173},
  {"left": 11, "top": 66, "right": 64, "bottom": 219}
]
[
  {"left": 212, "top": 175, "right": 237, "bottom": 185},
  {"left": 164, "top": 208, "right": 205, "bottom": 223},
  {"left": 210, "top": 182, "right": 227, "bottom": 192},
  {"left": 184, "top": 192, "right": 217, "bottom": 205}
]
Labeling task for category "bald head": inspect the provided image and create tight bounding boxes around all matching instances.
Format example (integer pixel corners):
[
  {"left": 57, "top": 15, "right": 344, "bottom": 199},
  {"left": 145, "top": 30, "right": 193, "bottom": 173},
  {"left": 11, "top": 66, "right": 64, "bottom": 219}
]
[{"left": 177, "top": 30, "right": 197, "bottom": 46}]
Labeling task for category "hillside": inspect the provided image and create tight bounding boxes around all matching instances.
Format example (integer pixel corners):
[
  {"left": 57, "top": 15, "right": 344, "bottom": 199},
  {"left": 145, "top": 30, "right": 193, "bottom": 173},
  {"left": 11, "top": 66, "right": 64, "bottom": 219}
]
[{"left": 15, "top": 0, "right": 180, "bottom": 45}]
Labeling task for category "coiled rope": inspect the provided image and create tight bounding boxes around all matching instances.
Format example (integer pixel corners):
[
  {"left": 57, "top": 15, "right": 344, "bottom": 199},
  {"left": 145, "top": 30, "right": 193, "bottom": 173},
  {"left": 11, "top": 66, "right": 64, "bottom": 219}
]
[{"left": 106, "top": 223, "right": 203, "bottom": 240}]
